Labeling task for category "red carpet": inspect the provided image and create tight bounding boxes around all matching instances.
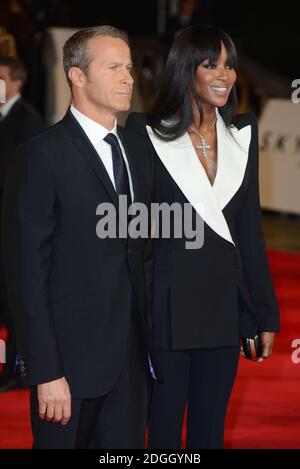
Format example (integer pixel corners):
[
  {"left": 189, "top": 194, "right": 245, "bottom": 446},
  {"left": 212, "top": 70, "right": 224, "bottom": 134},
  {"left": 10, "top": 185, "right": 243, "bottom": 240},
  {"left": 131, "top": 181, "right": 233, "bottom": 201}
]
[
  {"left": 224, "top": 250, "right": 300, "bottom": 449},
  {"left": 0, "top": 250, "right": 299, "bottom": 449}
]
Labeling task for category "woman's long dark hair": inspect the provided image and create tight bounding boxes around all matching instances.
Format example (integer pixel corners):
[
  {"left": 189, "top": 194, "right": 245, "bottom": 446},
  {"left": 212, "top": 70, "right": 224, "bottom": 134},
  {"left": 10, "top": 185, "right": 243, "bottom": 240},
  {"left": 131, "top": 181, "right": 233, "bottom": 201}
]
[{"left": 149, "top": 24, "right": 238, "bottom": 140}]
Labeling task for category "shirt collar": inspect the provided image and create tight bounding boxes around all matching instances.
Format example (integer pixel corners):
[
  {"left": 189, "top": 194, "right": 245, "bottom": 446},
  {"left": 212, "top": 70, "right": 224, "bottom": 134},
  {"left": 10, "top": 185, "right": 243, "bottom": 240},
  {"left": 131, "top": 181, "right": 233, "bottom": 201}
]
[
  {"left": 0, "top": 94, "right": 21, "bottom": 117},
  {"left": 70, "top": 104, "right": 118, "bottom": 147}
]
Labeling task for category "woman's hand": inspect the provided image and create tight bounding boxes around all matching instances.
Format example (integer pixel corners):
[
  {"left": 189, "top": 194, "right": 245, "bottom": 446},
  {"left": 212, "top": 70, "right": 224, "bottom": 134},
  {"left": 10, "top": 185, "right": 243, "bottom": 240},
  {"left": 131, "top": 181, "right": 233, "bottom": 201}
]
[
  {"left": 240, "top": 332, "right": 276, "bottom": 362},
  {"left": 257, "top": 332, "right": 275, "bottom": 362}
]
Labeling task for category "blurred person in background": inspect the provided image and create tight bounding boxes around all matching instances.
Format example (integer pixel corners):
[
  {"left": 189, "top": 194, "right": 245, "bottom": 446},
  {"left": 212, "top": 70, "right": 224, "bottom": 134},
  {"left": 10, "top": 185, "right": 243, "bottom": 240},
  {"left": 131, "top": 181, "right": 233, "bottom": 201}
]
[
  {"left": 0, "top": 55, "right": 44, "bottom": 391},
  {"left": 164, "top": 0, "right": 214, "bottom": 46}
]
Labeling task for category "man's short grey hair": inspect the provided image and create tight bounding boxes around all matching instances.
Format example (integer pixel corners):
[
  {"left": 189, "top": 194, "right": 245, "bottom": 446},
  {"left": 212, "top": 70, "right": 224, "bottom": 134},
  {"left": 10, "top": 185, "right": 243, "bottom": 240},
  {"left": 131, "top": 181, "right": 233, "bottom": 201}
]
[{"left": 63, "top": 25, "right": 129, "bottom": 87}]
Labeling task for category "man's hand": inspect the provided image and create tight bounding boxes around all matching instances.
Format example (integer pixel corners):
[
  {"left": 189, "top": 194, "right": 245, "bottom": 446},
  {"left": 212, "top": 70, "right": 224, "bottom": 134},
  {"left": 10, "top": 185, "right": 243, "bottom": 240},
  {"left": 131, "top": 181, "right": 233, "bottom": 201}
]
[
  {"left": 37, "top": 376, "right": 71, "bottom": 425},
  {"left": 257, "top": 332, "right": 275, "bottom": 362}
]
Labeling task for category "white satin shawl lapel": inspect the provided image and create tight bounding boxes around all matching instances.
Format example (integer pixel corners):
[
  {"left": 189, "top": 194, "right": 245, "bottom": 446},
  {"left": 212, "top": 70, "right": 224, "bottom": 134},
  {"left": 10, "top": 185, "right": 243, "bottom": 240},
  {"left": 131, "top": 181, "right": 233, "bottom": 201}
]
[{"left": 146, "top": 111, "right": 251, "bottom": 245}]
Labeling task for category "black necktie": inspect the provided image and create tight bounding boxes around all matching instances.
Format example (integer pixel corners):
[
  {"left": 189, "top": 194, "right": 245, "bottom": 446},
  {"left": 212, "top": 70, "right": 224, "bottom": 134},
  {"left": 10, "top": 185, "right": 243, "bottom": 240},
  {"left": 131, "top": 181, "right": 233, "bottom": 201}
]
[{"left": 104, "top": 133, "right": 132, "bottom": 204}]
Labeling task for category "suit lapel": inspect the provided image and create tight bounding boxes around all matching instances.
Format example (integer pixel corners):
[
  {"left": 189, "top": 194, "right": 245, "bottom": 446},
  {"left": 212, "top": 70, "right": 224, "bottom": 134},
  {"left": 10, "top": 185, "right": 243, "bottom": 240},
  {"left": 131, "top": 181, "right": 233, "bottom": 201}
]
[
  {"left": 62, "top": 111, "right": 118, "bottom": 205},
  {"left": 146, "top": 112, "right": 251, "bottom": 245},
  {"left": 213, "top": 110, "right": 251, "bottom": 210},
  {"left": 1, "top": 97, "right": 23, "bottom": 123}
]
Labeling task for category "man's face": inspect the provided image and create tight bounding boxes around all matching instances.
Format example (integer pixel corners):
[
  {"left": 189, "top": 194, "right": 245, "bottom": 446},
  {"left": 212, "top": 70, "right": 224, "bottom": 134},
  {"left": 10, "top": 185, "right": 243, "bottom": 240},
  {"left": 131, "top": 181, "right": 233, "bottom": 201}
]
[
  {"left": 78, "top": 35, "right": 134, "bottom": 117},
  {"left": 0, "top": 65, "right": 21, "bottom": 104}
]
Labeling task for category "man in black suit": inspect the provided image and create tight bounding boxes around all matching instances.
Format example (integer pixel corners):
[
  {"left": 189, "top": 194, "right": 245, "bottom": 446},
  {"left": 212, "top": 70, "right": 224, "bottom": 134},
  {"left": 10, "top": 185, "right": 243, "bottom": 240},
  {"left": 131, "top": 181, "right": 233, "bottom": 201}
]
[
  {"left": 0, "top": 56, "right": 44, "bottom": 191},
  {"left": 2, "top": 26, "right": 154, "bottom": 448},
  {"left": 0, "top": 55, "right": 44, "bottom": 390}
]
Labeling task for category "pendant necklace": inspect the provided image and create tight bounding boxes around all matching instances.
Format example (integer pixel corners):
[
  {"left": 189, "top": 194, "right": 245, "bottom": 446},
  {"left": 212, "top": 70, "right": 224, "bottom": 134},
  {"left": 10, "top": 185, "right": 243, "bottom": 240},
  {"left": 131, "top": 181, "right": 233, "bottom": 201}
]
[{"left": 189, "top": 119, "right": 216, "bottom": 158}]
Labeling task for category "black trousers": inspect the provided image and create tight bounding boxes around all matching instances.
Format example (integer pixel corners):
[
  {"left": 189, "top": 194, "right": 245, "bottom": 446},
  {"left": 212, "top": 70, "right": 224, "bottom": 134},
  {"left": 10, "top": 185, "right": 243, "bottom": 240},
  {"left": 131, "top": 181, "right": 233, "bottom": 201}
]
[
  {"left": 30, "top": 308, "right": 151, "bottom": 449},
  {"left": 148, "top": 345, "right": 240, "bottom": 449}
]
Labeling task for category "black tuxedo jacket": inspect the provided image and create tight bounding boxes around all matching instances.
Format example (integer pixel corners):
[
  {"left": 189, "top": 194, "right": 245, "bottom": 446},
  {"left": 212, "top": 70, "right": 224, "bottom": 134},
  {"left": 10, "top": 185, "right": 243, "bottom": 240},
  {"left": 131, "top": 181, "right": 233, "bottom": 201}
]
[
  {"left": 126, "top": 112, "right": 280, "bottom": 350},
  {"left": 0, "top": 97, "right": 44, "bottom": 195},
  {"left": 2, "top": 110, "right": 155, "bottom": 397}
]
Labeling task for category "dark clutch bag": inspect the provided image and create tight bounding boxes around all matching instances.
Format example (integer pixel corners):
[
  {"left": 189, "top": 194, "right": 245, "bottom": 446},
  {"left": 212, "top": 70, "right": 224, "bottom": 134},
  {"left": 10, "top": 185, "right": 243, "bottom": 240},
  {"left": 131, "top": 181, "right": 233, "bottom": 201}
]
[
  {"left": 238, "top": 289, "right": 263, "bottom": 361},
  {"left": 241, "top": 335, "right": 262, "bottom": 360}
]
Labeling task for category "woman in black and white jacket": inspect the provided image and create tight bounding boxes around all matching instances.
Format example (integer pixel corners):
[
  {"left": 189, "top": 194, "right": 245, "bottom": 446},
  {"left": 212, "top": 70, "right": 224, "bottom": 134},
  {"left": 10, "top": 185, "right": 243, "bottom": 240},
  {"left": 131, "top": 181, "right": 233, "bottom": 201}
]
[{"left": 126, "top": 24, "right": 280, "bottom": 449}]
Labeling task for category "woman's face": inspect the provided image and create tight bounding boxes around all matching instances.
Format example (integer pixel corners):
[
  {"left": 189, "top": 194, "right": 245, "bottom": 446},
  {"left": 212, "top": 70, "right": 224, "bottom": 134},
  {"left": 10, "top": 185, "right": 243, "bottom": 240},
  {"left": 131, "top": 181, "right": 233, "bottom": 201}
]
[{"left": 194, "top": 42, "right": 237, "bottom": 110}]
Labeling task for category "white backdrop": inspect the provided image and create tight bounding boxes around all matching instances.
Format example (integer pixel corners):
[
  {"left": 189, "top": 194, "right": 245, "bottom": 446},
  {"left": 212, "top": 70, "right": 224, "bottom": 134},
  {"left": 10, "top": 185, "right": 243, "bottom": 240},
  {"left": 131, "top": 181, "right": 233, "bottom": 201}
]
[
  {"left": 259, "top": 99, "right": 300, "bottom": 215},
  {"left": 44, "top": 27, "right": 75, "bottom": 125}
]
